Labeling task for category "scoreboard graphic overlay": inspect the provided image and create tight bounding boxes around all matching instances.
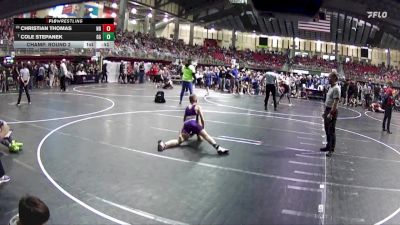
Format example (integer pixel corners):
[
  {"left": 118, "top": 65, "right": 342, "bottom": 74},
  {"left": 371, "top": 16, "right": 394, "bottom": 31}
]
[{"left": 14, "top": 18, "right": 115, "bottom": 49}]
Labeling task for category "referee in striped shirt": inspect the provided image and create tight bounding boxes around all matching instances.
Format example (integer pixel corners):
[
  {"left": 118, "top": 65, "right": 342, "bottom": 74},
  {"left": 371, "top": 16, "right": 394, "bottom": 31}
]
[
  {"left": 17, "top": 63, "right": 31, "bottom": 106},
  {"left": 263, "top": 72, "right": 278, "bottom": 111}
]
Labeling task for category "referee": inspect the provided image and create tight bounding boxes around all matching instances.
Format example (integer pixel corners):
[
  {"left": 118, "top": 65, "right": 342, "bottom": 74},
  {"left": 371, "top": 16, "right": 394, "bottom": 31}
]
[
  {"left": 320, "top": 72, "right": 340, "bottom": 157},
  {"left": 382, "top": 80, "right": 397, "bottom": 134},
  {"left": 17, "top": 63, "right": 31, "bottom": 106},
  {"left": 60, "top": 59, "right": 67, "bottom": 91},
  {"left": 263, "top": 71, "right": 278, "bottom": 111}
]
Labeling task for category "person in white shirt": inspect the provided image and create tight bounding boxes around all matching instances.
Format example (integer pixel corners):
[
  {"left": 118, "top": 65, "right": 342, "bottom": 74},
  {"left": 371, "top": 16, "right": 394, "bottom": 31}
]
[
  {"left": 76, "top": 69, "right": 87, "bottom": 76},
  {"left": 320, "top": 72, "right": 341, "bottom": 157},
  {"left": 17, "top": 63, "right": 31, "bottom": 106},
  {"left": 37, "top": 64, "right": 45, "bottom": 89},
  {"left": 49, "top": 62, "right": 56, "bottom": 88},
  {"left": 262, "top": 71, "right": 278, "bottom": 111},
  {"left": 60, "top": 59, "right": 68, "bottom": 91}
]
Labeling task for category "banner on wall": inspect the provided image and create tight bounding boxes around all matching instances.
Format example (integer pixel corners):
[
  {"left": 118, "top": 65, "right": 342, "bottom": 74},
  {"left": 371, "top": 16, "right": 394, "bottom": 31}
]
[
  {"left": 48, "top": 6, "right": 64, "bottom": 17},
  {"left": 83, "top": 4, "right": 99, "bottom": 18},
  {"left": 62, "top": 4, "right": 80, "bottom": 17}
]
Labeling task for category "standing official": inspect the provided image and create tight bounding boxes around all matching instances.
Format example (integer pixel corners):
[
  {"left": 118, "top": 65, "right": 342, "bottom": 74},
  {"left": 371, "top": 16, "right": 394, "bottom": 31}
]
[
  {"left": 320, "top": 72, "right": 340, "bottom": 157},
  {"left": 101, "top": 62, "right": 108, "bottom": 83},
  {"left": 60, "top": 59, "right": 67, "bottom": 92},
  {"left": 263, "top": 72, "right": 278, "bottom": 111},
  {"left": 179, "top": 60, "right": 196, "bottom": 104},
  {"left": 382, "top": 80, "right": 396, "bottom": 134},
  {"left": 363, "top": 82, "right": 372, "bottom": 109},
  {"left": 17, "top": 63, "right": 31, "bottom": 106}
]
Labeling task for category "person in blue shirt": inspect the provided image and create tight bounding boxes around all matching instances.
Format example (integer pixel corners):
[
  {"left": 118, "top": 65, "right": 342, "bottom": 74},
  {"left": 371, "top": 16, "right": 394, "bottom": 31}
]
[
  {"left": 204, "top": 67, "right": 212, "bottom": 96},
  {"left": 241, "top": 71, "right": 250, "bottom": 95},
  {"left": 211, "top": 67, "right": 219, "bottom": 91},
  {"left": 252, "top": 75, "right": 260, "bottom": 95},
  {"left": 229, "top": 66, "right": 239, "bottom": 94}
]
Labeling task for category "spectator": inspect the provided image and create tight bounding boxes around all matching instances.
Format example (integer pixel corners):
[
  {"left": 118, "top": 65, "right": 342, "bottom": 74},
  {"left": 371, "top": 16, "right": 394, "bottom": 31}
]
[
  {"left": 60, "top": 59, "right": 68, "bottom": 92},
  {"left": 0, "top": 159, "right": 10, "bottom": 184},
  {"left": 37, "top": 64, "right": 45, "bottom": 89},
  {"left": 382, "top": 80, "right": 397, "bottom": 134},
  {"left": 17, "top": 63, "right": 31, "bottom": 106},
  {"left": 9, "top": 195, "right": 50, "bottom": 225}
]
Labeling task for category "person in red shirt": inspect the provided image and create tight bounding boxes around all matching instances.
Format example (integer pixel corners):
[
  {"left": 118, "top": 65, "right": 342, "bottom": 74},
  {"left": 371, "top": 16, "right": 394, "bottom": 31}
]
[
  {"left": 382, "top": 81, "right": 397, "bottom": 134},
  {"left": 151, "top": 64, "right": 160, "bottom": 84}
]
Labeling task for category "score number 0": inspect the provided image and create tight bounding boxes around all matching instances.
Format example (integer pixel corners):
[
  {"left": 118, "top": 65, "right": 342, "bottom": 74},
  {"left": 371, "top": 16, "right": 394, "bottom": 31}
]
[{"left": 102, "top": 24, "right": 115, "bottom": 32}]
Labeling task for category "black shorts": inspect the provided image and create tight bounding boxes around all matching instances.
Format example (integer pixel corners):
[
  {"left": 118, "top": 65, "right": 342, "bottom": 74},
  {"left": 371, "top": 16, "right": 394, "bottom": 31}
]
[
  {"left": 37, "top": 76, "right": 44, "bottom": 81},
  {"left": 155, "top": 75, "right": 163, "bottom": 82}
]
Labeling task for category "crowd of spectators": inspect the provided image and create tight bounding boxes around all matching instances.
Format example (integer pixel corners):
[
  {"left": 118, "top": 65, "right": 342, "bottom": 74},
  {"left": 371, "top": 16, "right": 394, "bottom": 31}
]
[
  {"left": 0, "top": 60, "right": 99, "bottom": 92},
  {"left": 289, "top": 54, "right": 400, "bottom": 86},
  {"left": 290, "top": 55, "right": 337, "bottom": 72},
  {"left": 0, "top": 18, "right": 13, "bottom": 43},
  {"left": 114, "top": 31, "right": 288, "bottom": 70},
  {"left": 344, "top": 61, "right": 400, "bottom": 84},
  {"left": 0, "top": 17, "right": 399, "bottom": 85}
]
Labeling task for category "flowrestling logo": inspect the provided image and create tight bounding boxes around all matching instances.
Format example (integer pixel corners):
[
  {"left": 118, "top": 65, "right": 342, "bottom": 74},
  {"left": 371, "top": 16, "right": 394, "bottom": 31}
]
[{"left": 367, "top": 11, "right": 388, "bottom": 18}]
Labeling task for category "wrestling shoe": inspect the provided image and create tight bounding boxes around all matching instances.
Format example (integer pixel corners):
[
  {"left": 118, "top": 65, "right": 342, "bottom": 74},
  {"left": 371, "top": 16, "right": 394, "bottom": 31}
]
[
  {"left": 158, "top": 140, "right": 165, "bottom": 152},
  {"left": 0, "top": 175, "right": 10, "bottom": 184},
  {"left": 320, "top": 147, "right": 329, "bottom": 152},
  {"left": 217, "top": 146, "right": 229, "bottom": 155}
]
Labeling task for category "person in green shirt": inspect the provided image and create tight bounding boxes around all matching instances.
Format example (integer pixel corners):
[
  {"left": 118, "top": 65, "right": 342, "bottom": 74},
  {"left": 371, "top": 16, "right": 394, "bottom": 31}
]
[{"left": 179, "top": 60, "right": 196, "bottom": 104}]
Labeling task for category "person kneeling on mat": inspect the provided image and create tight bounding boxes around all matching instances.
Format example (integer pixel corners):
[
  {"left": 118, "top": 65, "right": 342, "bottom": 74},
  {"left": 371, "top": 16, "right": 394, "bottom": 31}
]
[
  {"left": 158, "top": 94, "right": 229, "bottom": 155},
  {"left": 0, "top": 120, "right": 23, "bottom": 153}
]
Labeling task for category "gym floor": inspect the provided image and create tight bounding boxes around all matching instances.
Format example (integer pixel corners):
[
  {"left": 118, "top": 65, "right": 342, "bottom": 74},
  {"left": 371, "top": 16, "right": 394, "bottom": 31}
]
[{"left": 1, "top": 83, "right": 400, "bottom": 225}]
